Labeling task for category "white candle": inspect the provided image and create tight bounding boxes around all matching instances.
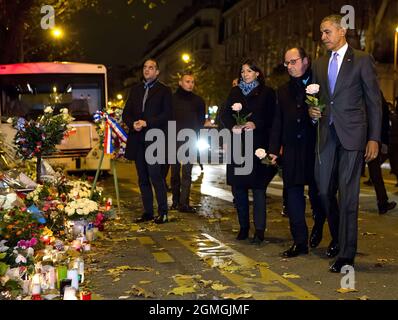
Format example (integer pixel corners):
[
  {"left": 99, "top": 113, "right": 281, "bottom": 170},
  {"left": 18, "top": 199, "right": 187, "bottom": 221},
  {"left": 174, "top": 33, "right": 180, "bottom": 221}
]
[
  {"left": 63, "top": 286, "right": 78, "bottom": 300},
  {"left": 32, "top": 283, "right": 41, "bottom": 295},
  {"left": 86, "top": 229, "right": 94, "bottom": 242},
  {"left": 67, "top": 269, "right": 79, "bottom": 290},
  {"left": 48, "top": 266, "right": 56, "bottom": 289}
]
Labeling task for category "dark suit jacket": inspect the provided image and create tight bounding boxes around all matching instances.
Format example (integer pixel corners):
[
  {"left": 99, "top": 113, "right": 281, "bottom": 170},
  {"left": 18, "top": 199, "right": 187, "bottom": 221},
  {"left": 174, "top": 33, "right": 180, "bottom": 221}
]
[
  {"left": 122, "top": 81, "right": 172, "bottom": 160},
  {"left": 312, "top": 46, "right": 382, "bottom": 152},
  {"left": 269, "top": 77, "right": 317, "bottom": 188}
]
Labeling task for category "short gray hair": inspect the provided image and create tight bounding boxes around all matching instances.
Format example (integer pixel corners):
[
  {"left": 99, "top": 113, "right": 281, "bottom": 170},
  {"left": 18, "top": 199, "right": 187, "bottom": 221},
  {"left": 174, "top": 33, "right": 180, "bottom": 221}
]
[{"left": 321, "top": 14, "right": 345, "bottom": 29}]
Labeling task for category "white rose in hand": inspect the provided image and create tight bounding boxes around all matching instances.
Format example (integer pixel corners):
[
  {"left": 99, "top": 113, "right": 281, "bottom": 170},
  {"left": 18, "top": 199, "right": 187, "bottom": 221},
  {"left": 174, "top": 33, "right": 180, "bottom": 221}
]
[
  {"left": 44, "top": 106, "right": 54, "bottom": 113},
  {"left": 306, "top": 84, "right": 320, "bottom": 95},
  {"left": 231, "top": 103, "right": 242, "bottom": 112},
  {"left": 255, "top": 148, "right": 267, "bottom": 160}
]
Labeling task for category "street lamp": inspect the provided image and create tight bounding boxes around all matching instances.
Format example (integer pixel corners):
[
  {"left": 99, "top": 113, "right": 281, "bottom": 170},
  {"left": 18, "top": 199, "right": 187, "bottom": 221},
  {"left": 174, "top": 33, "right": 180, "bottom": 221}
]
[
  {"left": 116, "top": 94, "right": 123, "bottom": 100},
  {"left": 51, "top": 27, "right": 64, "bottom": 39},
  {"left": 181, "top": 53, "right": 191, "bottom": 64}
]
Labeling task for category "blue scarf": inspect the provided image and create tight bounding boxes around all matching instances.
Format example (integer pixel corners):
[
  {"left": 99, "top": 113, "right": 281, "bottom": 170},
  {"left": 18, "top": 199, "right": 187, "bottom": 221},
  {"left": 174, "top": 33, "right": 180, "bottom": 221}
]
[{"left": 239, "top": 80, "right": 259, "bottom": 96}]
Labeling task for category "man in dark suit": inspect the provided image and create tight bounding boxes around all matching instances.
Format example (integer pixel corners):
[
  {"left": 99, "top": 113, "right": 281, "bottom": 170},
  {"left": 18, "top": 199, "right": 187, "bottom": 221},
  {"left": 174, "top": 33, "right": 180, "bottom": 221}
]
[
  {"left": 309, "top": 15, "right": 382, "bottom": 272},
  {"left": 268, "top": 47, "right": 325, "bottom": 258},
  {"left": 122, "top": 59, "right": 172, "bottom": 224}
]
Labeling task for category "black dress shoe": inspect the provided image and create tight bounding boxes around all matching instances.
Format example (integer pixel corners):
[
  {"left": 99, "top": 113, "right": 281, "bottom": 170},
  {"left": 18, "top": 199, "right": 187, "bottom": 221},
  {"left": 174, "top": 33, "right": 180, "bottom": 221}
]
[
  {"left": 329, "top": 258, "right": 354, "bottom": 273},
  {"left": 154, "top": 215, "right": 168, "bottom": 224},
  {"left": 250, "top": 230, "right": 264, "bottom": 244},
  {"left": 236, "top": 228, "right": 249, "bottom": 240},
  {"left": 378, "top": 201, "right": 397, "bottom": 214},
  {"left": 178, "top": 205, "right": 196, "bottom": 213},
  {"left": 282, "top": 243, "right": 309, "bottom": 258},
  {"left": 135, "top": 213, "right": 154, "bottom": 223},
  {"left": 309, "top": 225, "right": 323, "bottom": 248},
  {"left": 326, "top": 241, "right": 340, "bottom": 258}
]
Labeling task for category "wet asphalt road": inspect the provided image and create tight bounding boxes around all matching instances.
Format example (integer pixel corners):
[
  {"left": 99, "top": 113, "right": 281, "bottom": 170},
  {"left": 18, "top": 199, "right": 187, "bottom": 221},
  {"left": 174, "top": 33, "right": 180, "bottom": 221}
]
[{"left": 84, "top": 161, "right": 398, "bottom": 300}]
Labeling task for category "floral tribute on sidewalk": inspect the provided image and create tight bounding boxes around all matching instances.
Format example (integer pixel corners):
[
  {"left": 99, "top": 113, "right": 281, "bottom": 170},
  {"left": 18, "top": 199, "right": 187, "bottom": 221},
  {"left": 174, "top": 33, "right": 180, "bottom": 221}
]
[{"left": 0, "top": 108, "right": 116, "bottom": 300}]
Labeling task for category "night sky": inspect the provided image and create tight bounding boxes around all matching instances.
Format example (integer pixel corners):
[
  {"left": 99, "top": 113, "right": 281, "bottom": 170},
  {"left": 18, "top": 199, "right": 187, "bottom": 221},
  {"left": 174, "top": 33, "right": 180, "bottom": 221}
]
[{"left": 74, "top": 0, "right": 192, "bottom": 66}]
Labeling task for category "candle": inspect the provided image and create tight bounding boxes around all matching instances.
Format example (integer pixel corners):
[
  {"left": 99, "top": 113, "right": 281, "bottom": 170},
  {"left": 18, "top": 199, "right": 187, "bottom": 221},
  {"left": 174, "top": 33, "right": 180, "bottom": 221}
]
[
  {"left": 67, "top": 269, "right": 79, "bottom": 290},
  {"left": 32, "top": 283, "right": 41, "bottom": 295},
  {"left": 60, "top": 279, "right": 72, "bottom": 296},
  {"left": 80, "top": 291, "right": 91, "bottom": 300},
  {"left": 57, "top": 265, "right": 68, "bottom": 289},
  {"left": 63, "top": 286, "right": 78, "bottom": 300},
  {"left": 47, "top": 266, "right": 56, "bottom": 290},
  {"left": 86, "top": 229, "right": 94, "bottom": 242}
]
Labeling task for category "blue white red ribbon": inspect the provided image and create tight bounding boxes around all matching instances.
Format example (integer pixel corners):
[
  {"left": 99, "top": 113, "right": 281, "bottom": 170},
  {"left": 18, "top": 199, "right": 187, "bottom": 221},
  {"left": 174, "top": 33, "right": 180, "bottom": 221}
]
[{"left": 94, "top": 111, "right": 127, "bottom": 155}]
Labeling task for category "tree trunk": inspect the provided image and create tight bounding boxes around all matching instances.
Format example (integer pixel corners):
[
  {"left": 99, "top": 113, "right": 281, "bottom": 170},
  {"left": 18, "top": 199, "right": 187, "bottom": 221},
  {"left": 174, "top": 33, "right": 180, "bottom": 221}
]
[{"left": 36, "top": 154, "right": 42, "bottom": 183}]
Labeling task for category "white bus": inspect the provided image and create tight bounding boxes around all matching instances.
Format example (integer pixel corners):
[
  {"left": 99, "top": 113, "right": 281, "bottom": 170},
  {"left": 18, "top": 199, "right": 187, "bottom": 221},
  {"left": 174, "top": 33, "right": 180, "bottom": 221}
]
[{"left": 0, "top": 62, "right": 110, "bottom": 171}]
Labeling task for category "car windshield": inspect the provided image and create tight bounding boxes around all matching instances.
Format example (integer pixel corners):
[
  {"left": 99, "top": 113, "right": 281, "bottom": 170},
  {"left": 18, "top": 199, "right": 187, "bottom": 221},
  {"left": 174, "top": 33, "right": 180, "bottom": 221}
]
[{"left": 0, "top": 73, "right": 105, "bottom": 121}]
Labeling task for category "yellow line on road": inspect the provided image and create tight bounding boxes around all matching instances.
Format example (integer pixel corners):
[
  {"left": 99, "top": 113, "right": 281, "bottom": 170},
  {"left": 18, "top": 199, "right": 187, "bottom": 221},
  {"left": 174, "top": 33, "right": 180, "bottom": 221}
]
[
  {"left": 137, "top": 236, "right": 155, "bottom": 245},
  {"left": 176, "top": 233, "right": 318, "bottom": 300},
  {"left": 152, "top": 252, "right": 175, "bottom": 263}
]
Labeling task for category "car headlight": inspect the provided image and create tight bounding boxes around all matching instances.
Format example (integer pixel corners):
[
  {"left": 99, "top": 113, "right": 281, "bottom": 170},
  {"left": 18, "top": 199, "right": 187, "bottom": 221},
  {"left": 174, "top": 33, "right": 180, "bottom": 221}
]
[{"left": 197, "top": 139, "right": 210, "bottom": 151}]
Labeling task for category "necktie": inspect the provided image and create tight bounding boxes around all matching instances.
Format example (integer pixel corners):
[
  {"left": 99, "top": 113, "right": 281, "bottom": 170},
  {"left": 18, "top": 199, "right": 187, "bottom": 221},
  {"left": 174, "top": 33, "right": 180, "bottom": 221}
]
[
  {"left": 142, "top": 85, "right": 149, "bottom": 113},
  {"left": 328, "top": 52, "right": 339, "bottom": 94}
]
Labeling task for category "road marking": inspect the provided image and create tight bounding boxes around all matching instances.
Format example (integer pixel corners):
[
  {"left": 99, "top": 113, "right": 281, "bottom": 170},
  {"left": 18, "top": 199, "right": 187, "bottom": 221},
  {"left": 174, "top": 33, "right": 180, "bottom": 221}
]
[
  {"left": 152, "top": 252, "right": 175, "bottom": 263},
  {"left": 137, "top": 236, "right": 155, "bottom": 245},
  {"left": 176, "top": 233, "right": 318, "bottom": 300}
]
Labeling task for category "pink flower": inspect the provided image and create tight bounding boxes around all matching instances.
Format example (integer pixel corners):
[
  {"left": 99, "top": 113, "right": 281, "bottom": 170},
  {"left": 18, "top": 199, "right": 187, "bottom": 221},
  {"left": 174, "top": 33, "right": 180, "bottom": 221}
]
[{"left": 231, "top": 103, "right": 243, "bottom": 112}]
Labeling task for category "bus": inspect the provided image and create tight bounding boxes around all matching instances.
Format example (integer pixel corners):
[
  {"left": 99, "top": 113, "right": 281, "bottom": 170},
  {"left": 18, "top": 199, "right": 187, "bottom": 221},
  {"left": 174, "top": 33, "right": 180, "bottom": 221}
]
[{"left": 0, "top": 62, "right": 110, "bottom": 172}]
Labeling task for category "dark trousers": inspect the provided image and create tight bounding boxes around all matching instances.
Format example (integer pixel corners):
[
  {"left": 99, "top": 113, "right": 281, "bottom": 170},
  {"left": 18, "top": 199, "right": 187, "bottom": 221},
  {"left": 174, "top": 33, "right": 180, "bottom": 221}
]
[
  {"left": 134, "top": 145, "right": 168, "bottom": 216},
  {"left": 171, "top": 163, "right": 193, "bottom": 206},
  {"left": 315, "top": 125, "right": 363, "bottom": 260},
  {"left": 234, "top": 188, "right": 266, "bottom": 231},
  {"left": 286, "top": 185, "right": 308, "bottom": 245},
  {"left": 368, "top": 153, "right": 389, "bottom": 205}
]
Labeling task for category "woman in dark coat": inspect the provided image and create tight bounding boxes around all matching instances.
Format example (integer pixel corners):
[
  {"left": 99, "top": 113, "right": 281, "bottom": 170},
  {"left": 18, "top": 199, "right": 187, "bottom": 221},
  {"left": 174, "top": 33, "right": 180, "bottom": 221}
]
[{"left": 222, "top": 59, "right": 277, "bottom": 244}]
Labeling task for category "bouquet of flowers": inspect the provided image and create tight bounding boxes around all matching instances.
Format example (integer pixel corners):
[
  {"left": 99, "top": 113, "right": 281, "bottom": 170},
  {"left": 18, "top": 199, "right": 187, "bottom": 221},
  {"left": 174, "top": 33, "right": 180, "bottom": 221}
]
[
  {"left": 231, "top": 103, "right": 252, "bottom": 129},
  {"left": 305, "top": 84, "right": 325, "bottom": 164},
  {"left": 64, "top": 198, "right": 99, "bottom": 221},
  {"left": 66, "top": 180, "right": 103, "bottom": 201},
  {"left": 12, "top": 107, "right": 74, "bottom": 182},
  {"left": 25, "top": 184, "right": 51, "bottom": 206}
]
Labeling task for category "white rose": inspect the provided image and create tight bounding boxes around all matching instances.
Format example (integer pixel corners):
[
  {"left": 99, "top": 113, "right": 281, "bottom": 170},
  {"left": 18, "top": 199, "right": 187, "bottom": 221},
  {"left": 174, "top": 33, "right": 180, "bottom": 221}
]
[
  {"left": 61, "top": 108, "right": 69, "bottom": 114},
  {"left": 44, "top": 106, "right": 54, "bottom": 113},
  {"left": 306, "top": 84, "right": 320, "bottom": 95},
  {"left": 6, "top": 117, "right": 13, "bottom": 124},
  {"left": 231, "top": 103, "right": 242, "bottom": 112},
  {"left": 255, "top": 148, "right": 267, "bottom": 160}
]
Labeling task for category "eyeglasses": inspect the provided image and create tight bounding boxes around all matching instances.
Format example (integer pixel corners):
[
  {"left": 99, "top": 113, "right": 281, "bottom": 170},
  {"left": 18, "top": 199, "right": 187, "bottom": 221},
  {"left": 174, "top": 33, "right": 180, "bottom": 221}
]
[{"left": 283, "top": 57, "right": 302, "bottom": 67}]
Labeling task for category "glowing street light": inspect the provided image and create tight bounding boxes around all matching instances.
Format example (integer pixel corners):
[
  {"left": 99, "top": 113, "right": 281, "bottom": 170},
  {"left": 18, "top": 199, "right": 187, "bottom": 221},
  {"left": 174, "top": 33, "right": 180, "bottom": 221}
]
[
  {"left": 116, "top": 94, "right": 123, "bottom": 100},
  {"left": 181, "top": 53, "right": 191, "bottom": 64},
  {"left": 51, "top": 27, "right": 64, "bottom": 39}
]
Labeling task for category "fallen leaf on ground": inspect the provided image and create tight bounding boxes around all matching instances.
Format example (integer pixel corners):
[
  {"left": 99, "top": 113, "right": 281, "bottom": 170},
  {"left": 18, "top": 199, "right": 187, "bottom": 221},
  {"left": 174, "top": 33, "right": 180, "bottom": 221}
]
[
  {"left": 315, "top": 281, "right": 322, "bottom": 285},
  {"left": 165, "top": 236, "right": 176, "bottom": 241},
  {"left": 167, "top": 286, "right": 196, "bottom": 296},
  {"left": 126, "top": 285, "right": 155, "bottom": 298},
  {"left": 377, "top": 259, "right": 388, "bottom": 263},
  {"left": 361, "top": 232, "right": 377, "bottom": 236},
  {"left": 199, "top": 280, "right": 213, "bottom": 287},
  {"left": 336, "top": 288, "right": 358, "bottom": 293},
  {"left": 221, "top": 293, "right": 253, "bottom": 300},
  {"left": 139, "top": 280, "right": 152, "bottom": 285},
  {"left": 358, "top": 295, "right": 369, "bottom": 300},
  {"left": 282, "top": 273, "right": 301, "bottom": 279},
  {"left": 113, "top": 277, "right": 121, "bottom": 282},
  {"left": 211, "top": 283, "right": 230, "bottom": 291},
  {"left": 118, "top": 296, "right": 130, "bottom": 300}
]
